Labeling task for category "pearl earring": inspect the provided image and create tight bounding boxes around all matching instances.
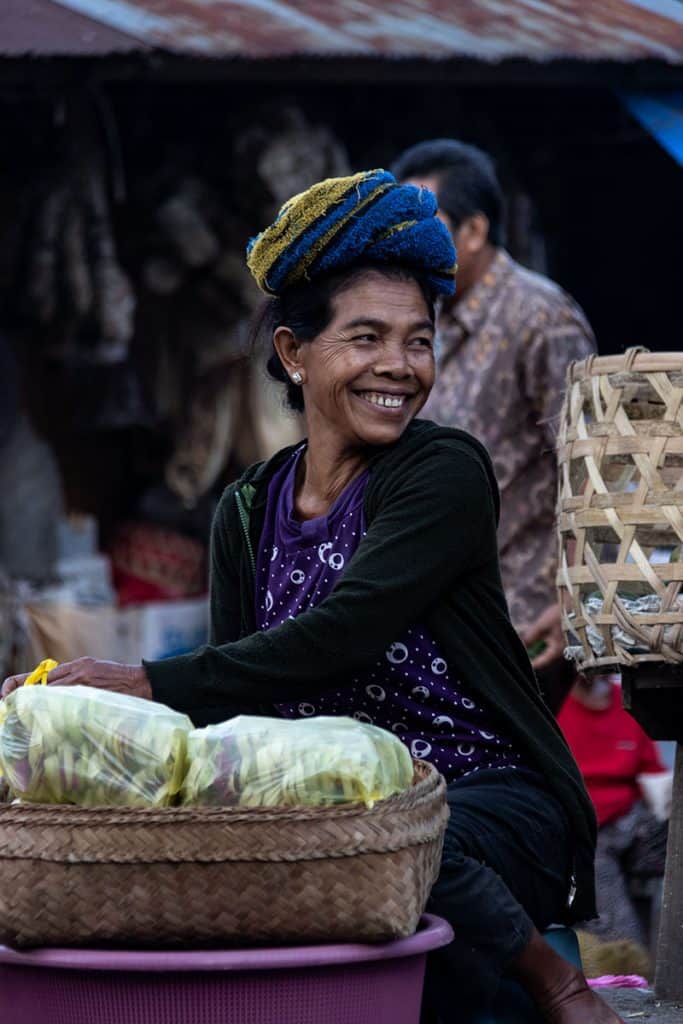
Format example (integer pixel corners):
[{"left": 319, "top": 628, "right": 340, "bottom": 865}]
[{"left": 292, "top": 371, "right": 303, "bottom": 385}]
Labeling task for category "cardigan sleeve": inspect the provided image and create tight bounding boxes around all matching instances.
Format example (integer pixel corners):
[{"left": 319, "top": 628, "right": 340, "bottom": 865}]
[
  {"left": 207, "top": 488, "right": 242, "bottom": 647},
  {"left": 145, "top": 441, "right": 497, "bottom": 711}
]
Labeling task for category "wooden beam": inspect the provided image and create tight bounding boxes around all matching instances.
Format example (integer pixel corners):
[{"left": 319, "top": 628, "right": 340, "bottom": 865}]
[
  {"left": 655, "top": 742, "right": 683, "bottom": 1002},
  {"left": 0, "top": 54, "right": 682, "bottom": 89},
  {"left": 622, "top": 665, "right": 683, "bottom": 741}
]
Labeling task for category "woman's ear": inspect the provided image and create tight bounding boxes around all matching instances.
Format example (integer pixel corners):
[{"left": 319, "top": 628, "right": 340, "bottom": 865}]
[{"left": 273, "top": 327, "right": 305, "bottom": 384}]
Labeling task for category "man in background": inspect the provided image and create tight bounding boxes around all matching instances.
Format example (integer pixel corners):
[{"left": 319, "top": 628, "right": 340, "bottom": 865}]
[{"left": 393, "top": 140, "right": 596, "bottom": 711}]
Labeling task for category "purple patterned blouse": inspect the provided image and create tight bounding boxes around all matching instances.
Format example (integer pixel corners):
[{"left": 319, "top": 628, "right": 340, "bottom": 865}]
[{"left": 255, "top": 446, "right": 527, "bottom": 783}]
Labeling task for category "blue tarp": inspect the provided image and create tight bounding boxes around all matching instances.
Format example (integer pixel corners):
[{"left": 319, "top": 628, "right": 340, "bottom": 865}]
[{"left": 621, "top": 91, "right": 683, "bottom": 167}]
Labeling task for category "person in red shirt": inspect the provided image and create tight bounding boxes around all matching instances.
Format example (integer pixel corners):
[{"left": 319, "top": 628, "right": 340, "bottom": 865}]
[{"left": 558, "top": 674, "right": 670, "bottom": 945}]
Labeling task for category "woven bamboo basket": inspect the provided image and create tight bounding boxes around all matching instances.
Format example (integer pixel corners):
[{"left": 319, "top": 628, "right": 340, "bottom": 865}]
[
  {"left": 557, "top": 348, "right": 683, "bottom": 672},
  {"left": 0, "top": 761, "right": 447, "bottom": 949}
]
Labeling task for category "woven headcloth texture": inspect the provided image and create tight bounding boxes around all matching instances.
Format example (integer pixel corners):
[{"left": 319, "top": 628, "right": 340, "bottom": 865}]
[{"left": 246, "top": 169, "right": 457, "bottom": 298}]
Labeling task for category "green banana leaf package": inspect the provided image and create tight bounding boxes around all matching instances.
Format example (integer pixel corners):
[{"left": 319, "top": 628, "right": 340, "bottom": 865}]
[
  {"left": 0, "top": 685, "right": 192, "bottom": 807},
  {"left": 181, "top": 715, "right": 415, "bottom": 809}
]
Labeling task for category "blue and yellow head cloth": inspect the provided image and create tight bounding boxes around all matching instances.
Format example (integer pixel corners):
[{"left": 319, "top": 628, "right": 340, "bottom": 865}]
[{"left": 247, "top": 169, "right": 456, "bottom": 298}]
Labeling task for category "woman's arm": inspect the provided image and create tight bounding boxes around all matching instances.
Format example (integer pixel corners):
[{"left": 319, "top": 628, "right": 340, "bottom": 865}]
[{"left": 145, "top": 441, "right": 497, "bottom": 712}]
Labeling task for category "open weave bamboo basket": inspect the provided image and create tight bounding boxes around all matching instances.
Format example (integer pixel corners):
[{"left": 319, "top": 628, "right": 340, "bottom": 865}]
[
  {"left": 0, "top": 761, "right": 447, "bottom": 949},
  {"left": 557, "top": 348, "right": 683, "bottom": 672}
]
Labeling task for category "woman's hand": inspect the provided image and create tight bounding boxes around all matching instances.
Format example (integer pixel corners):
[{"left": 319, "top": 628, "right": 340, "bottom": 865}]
[{"left": 1, "top": 659, "right": 153, "bottom": 701}]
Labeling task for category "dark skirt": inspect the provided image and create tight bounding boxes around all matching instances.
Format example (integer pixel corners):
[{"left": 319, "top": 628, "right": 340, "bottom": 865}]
[{"left": 424, "top": 767, "right": 575, "bottom": 1021}]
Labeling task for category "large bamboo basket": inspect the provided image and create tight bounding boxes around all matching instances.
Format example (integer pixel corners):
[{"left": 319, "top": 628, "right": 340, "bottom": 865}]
[
  {"left": 0, "top": 761, "right": 447, "bottom": 949},
  {"left": 557, "top": 349, "right": 683, "bottom": 672}
]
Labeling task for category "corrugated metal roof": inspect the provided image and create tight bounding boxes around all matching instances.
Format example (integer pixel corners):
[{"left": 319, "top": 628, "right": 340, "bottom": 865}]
[
  {"left": 0, "top": 0, "right": 146, "bottom": 56},
  {"left": 4, "top": 0, "right": 683, "bottom": 63}
]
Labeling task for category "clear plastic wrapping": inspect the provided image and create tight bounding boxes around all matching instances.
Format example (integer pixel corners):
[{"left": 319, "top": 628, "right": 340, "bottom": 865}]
[
  {"left": 180, "top": 714, "right": 415, "bottom": 809},
  {"left": 565, "top": 592, "right": 683, "bottom": 659},
  {"left": 0, "top": 685, "right": 192, "bottom": 807},
  {"left": 0, "top": 688, "right": 414, "bottom": 810}
]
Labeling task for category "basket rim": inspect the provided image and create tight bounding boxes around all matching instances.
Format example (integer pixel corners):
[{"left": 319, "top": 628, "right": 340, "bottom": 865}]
[
  {"left": 568, "top": 350, "right": 683, "bottom": 382},
  {"left": 0, "top": 760, "right": 442, "bottom": 825}
]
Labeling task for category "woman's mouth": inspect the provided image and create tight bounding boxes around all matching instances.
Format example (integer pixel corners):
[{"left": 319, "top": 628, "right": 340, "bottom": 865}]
[{"left": 354, "top": 390, "right": 410, "bottom": 411}]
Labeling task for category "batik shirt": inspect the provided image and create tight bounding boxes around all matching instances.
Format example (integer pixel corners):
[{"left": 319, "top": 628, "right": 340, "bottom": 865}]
[
  {"left": 424, "top": 250, "right": 595, "bottom": 634},
  {"left": 255, "top": 446, "right": 527, "bottom": 783}
]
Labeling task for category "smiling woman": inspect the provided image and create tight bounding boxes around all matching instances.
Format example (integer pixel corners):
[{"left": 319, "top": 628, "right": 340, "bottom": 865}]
[
  {"left": 253, "top": 264, "right": 437, "bottom": 459},
  {"left": 1, "top": 171, "right": 616, "bottom": 1024}
]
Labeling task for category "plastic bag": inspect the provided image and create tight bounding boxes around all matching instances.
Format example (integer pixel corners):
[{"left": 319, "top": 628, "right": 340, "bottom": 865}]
[
  {"left": 0, "top": 684, "right": 191, "bottom": 807},
  {"left": 181, "top": 715, "right": 415, "bottom": 809}
]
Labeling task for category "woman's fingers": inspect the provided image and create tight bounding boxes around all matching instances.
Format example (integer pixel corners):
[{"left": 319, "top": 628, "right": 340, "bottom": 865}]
[
  {"left": 1, "top": 673, "right": 30, "bottom": 699},
  {"left": 2, "top": 659, "right": 152, "bottom": 701},
  {"left": 0, "top": 661, "right": 92, "bottom": 699},
  {"left": 45, "top": 658, "right": 97, "bottom": 686},
  {"left": 46, "top": 659, "right": 152, "bottom": 699}
]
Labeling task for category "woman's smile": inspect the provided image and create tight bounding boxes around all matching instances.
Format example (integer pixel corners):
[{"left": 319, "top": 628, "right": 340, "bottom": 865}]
[{"left": 352, "top": 389, "right": 413, "bottom": 413}]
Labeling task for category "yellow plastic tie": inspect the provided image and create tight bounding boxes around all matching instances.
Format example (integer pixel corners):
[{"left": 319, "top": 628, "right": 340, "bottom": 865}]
[
  {"left": 24, "top": 659, "right": 59, "bottom": 686},
  {"left": 0, "top": 658, "right": 58, "bottom": 774}
]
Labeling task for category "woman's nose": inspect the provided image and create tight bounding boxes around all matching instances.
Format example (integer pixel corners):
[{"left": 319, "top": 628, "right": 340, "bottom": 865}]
[{"left": 373, "top": 343, "right": 412, "bottom": 378}]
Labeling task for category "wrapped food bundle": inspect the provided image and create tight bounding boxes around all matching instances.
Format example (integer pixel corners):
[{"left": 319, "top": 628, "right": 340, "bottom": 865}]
[
  {"left": 0, "top": 685, "right": 191, "bottom": 808},
  {"left": 181, "top": 715, "right": 415, "bottom": 809}
]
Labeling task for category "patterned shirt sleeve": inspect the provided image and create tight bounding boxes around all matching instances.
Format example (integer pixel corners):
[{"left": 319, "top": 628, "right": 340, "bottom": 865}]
[{"left": 522, "top": 295, "right": 596, "bottom": 449}]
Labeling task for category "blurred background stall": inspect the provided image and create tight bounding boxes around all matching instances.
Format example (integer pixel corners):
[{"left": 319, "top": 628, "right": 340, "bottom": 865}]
[{"left": 0, "top": 0, "right": 681, "bottom": 678}]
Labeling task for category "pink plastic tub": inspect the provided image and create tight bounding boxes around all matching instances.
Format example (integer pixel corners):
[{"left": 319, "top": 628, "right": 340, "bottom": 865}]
[{"left": 0, "top": 914, "right": 453, "bottom": 1024}]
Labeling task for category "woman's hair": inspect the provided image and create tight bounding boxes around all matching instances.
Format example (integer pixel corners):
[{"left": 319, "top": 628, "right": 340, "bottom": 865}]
[{"left": 252, "top": 263, "right": 437, "bottom": 413}]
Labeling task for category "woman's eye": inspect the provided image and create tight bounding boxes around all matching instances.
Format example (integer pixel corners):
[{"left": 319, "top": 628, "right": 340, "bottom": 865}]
[
  {"left": 353, "top": 333, "right": 377, "bottom": 343},
  {"left": 411, "top": 337, "right": 434, "bottom": 348}
]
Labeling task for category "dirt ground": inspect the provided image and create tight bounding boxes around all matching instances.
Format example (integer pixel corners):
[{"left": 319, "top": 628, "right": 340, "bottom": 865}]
[{"left": 599, "top": 987, "right": 683, "bottom": 1021}]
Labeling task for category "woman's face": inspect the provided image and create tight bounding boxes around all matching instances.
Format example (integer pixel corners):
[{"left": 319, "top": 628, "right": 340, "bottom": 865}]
[{"left": 286, "top": 272, "right": 435, "bottom": 450}]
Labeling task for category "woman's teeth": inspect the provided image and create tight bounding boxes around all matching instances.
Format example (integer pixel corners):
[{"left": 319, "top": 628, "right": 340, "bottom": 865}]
[{"left": 360, "top": 392, "right": 406, "bottom": 409}]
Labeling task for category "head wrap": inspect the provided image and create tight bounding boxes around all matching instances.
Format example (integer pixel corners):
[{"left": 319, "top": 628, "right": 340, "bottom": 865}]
[{"left": 246, "top": 169, "right": 456, "bottom": 298}]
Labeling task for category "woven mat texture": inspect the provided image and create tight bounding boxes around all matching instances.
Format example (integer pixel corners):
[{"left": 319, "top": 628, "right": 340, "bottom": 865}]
[{"left": 0, "top": 761, "right": 447, "bottom": 948}]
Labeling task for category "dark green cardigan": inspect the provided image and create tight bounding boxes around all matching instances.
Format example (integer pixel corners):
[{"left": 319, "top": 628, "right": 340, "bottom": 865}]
[{"left": 146, "top": 419, "right": 596, "bottom": 922}]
